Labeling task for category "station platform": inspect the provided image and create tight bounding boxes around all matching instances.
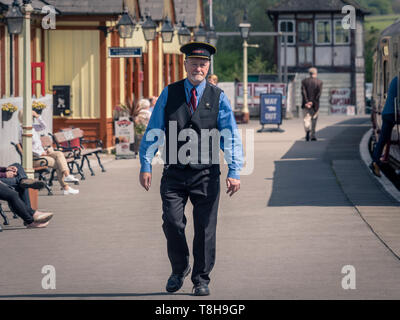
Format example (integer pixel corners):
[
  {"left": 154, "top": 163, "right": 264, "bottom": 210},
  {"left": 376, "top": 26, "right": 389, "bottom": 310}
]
[{"left": 0, "top": 115, "right": 399, "bottom": 299}]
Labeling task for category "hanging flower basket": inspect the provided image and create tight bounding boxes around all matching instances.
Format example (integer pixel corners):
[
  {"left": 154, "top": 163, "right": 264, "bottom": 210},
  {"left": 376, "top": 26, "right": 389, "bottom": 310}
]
[
  {"left": 1, "top": 103, "right": 18, "bottom": 122},
  {"left": 32, "top": 101, "right": 47, "bottom": 115}
]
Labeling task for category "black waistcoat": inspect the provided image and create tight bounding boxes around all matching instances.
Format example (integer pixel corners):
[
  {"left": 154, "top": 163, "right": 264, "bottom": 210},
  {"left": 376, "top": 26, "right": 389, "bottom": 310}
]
[{"left": 164, "top": 79, "right": 222, "bottom": 170}]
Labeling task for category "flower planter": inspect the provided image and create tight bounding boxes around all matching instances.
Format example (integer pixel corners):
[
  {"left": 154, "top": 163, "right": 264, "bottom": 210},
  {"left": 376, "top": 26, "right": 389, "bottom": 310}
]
[
  {"left": 33, "top": 108, "right": 43, "bottom": 115},
  {"left": 2, "top": 110, "right": 14, "bottom": 122}
]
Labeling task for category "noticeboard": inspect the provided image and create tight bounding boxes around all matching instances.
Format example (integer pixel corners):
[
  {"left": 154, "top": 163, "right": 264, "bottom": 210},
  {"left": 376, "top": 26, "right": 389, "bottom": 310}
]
[
  {"left": 259, "top": 93, "right": 282, "bottom": 125},
  {"left": 53, "top": 86, "right": 71, "bottom": 116},
  {"left": 108, "top": 47, "right": 142, "bottom": 58},
  {"left": 115, "top": 116, "right": 136, "bottom": 159}
]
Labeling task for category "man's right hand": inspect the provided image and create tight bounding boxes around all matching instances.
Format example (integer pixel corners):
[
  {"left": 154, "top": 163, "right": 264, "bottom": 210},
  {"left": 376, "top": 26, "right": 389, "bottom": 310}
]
[{"left": 139, "top": 172, "right": 152, "bottom": 191}]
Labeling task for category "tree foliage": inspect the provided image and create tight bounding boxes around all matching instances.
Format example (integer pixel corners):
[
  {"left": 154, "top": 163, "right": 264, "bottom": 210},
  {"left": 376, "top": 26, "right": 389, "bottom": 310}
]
[{"left": 203, "top": 0, "right": 398, "bottom": 82}]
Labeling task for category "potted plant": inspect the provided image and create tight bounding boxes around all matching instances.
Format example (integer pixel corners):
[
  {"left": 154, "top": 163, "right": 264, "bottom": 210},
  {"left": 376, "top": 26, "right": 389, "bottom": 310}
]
[
  {"left": 1, "top": 102, "right": 18, "bottom": 122},
  {"left": 32, "top": 101, "right": 47, "bottom": 114},
  {"left": 133, "top": 122, "right": 146, "bottom": 153}
]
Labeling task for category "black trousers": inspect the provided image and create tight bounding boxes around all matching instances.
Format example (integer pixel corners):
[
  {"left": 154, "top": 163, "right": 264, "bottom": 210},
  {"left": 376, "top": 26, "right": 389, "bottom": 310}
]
[
  {"left": 0, "top": 163, "right": 33, "bottom": 211},
  {"left": 160, "top": 164, "right": 220, "bottom": 286},
  {"left": 0, "top": 181, "right": 34, "bottom": 224}
]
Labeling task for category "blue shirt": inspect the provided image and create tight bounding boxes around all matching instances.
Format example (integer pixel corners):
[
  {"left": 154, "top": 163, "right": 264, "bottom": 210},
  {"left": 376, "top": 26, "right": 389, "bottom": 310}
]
[
  {"left": 139, "top": 79, "right": 244, "bottom": 180},
  {"left": 383, "top": 76, "right": 398, "bottom": 115}
]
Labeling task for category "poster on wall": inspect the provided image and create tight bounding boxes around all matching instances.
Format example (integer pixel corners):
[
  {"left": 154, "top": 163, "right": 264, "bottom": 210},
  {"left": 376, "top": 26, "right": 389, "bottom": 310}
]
[
  {"left": 53, "top": 86, "right": 71, "bottom": 116},
  {"left": 115, "top": 117, "right": 135, "bottom": 159},
  {"left": 330, "top": 88, "right": 351, "bottom": 114}
]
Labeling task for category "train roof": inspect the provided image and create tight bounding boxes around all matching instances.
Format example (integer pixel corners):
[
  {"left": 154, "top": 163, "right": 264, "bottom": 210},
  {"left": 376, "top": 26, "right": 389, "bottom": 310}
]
[{"left": 381, "top": 20, "right": 400, "bottom": 37}]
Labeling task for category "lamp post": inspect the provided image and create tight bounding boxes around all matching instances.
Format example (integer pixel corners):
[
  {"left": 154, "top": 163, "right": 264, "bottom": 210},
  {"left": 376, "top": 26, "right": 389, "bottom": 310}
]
[
  {"left": 239, "top": 11, "right": 251, "bottom": 123},
  {"left": 5, "top": 0, "right": 33, "bottom": 177}
]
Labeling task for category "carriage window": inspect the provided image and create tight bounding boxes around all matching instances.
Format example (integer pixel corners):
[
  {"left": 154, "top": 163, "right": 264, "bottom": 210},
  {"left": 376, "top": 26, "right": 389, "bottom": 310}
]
[
  {"left": 383, "top": 60, "right": 388, "bottom": 96},
  {"left": 315, "top": 20, "right": 331, "bottom": 44},
  {"left": 279, "top": 20, "right": 295, "bottom": 44},
  {"left": 334, "top": 20, "right": 350, "bottom": 44}
]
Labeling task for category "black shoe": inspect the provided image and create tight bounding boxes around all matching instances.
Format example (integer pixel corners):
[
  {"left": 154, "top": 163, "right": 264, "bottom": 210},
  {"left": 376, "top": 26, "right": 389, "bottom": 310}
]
[
  {"left": 193, "top": 283, "right": 210, "bottom": 296},
  {"left": 19, "top": 179, "right": 46, "bottom": 190},
  {"left": 166, "top": 265, "right": 191, "bottom": 293},
  {"left": 311, "top": 137, "right": 317, "bottom": 141},
  {"left": 369, "top": 162, "right": 381, "bottom": 177},
  {"left": 306, "top": 131, "right": 310, "bottom": 141}
]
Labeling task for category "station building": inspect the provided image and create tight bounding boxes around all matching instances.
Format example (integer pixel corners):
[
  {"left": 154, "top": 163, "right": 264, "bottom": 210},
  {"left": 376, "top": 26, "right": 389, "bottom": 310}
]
[
  {"left": 0, "top": 0, "right": 205, "bottom": 165},
  {"left": 267, "top": 0, "right": 369, "bottom": 115}
]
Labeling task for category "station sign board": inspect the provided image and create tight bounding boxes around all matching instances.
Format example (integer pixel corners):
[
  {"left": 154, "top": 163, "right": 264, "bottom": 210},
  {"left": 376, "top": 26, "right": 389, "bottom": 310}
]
[
  {"left": 108, "top": 47, "right": 142, "bottom": 58},
  {"left": 259, "top": 93, "right": 282, "bottom": 125}
]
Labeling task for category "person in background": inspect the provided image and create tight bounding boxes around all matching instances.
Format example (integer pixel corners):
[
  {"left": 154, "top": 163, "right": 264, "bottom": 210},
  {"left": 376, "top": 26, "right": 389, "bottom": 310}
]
[
  {"left": 370, "top": 76, "right": 398, "bottom": 177},
  {"left": 0, "top": 180, "right": 53, "bottom": 228},
  {"left": 18, "top": 110, "right": 79, "bottom": 195},
  {"left": 207, "top": 74, "right": 218, "bottom": 86},
  {"left": 301, "top": 67, "right": 323, "bottom": 141},
  {"left": 149, "top": 96, "right": 157, "bottom": 114},
  {"left": 134, "top": 98, "right": 152, "bottom": 128},
  {"left": 0, "top": 163, "right": 45, "bottom": 211}
]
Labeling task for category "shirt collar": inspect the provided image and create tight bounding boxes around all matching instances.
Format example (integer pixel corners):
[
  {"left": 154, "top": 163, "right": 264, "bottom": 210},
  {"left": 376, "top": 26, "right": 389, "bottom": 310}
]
[{"left": 184, "top": 78, "right": 206, "bottom": 96}]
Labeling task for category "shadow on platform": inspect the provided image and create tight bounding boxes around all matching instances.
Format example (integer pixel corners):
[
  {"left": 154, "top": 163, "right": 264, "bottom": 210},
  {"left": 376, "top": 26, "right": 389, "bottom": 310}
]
[{"left": 267, "top": 117, "right": 396, "bottom": 207}]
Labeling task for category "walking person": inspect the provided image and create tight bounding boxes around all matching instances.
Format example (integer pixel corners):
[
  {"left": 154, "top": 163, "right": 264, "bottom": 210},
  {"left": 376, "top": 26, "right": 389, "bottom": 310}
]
[
  {"left": 370, "top": 76, "right": 398, "bottom": 177},
  {"left": 301, "top": 67, "right": 323, "bottom": 141},
  {"left": 139, "top": 42, "right": 243, "bottom": 296}
]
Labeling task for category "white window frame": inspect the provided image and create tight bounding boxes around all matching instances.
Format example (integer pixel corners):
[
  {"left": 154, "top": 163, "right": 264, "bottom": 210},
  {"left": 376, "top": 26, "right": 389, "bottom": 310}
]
[
  {"left": 315, "top": 19, "right": 332, "bottom": 45},
  {"left": 333, "top": 19, "right": 350, "bottom": 45},
  {"left": 278, "top": 20, "right": 296, "bottom": 45}
]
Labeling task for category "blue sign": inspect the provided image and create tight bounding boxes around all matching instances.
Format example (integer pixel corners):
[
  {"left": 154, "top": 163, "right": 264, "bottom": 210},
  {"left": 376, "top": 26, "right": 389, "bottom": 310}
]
[
  {"left": 260, "top": 93, "right": 282, "bottom": 125},
  {"left": 108, "top": 47, "right": 142, "bottom": 58}
]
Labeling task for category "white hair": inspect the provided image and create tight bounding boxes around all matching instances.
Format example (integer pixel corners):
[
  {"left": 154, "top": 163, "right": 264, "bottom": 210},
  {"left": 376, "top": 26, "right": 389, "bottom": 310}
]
[{"left": 138, "top": 98, "right": 150, "bottom": 109}]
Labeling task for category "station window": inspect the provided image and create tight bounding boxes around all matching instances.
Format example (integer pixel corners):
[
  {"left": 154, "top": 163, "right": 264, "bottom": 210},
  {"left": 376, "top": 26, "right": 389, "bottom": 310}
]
[
  {"left": 278, "top": 20, "right": 295, "bottom": 44},
  {"left": 315, "top": 20, "right": 331, "bottom": 45},
  {"left": 297, "top": 21, "right": 313, "bottom": 44},
  {"left": 334, "top": 20, "right": 350, "bottom": 44}
]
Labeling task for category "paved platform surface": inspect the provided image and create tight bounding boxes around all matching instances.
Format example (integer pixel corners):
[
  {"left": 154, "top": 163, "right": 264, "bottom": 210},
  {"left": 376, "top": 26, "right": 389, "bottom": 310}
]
[{"left": 0, "top": 115, "right": 399, "bottom": 300}]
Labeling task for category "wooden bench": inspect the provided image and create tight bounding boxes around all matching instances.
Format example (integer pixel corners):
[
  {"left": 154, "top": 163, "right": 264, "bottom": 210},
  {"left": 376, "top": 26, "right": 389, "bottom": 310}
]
[
  {"left": 10, "top": 142, "right": 53, "bottom": 195},
  {"left": 50, "top": 128, "right": 106, "bottom": 177}
]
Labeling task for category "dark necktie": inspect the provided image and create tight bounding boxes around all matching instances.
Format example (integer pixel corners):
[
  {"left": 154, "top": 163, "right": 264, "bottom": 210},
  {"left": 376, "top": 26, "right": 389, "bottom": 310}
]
[{"left": 189, "top": 87, "right": 197, "bottom": 114}]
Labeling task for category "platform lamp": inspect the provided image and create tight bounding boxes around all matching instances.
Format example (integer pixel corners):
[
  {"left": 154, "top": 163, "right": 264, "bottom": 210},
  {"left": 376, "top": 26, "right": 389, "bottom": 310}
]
[
  {"left": 161, "top": 17, "right": 174, "bottom": 43},
  {"left": 142, "top": 15, "right": 157, "bottom": 42},
  {"left": 207, "top": 26, "right": 218, "bottom": 73},
  {"left": 177, "top": 21, "right": 191, "bottom": 45},
  {"left": 116, "top": 8, "right": 135, "bottom": 39},
  {"left": 5, "top": 0, "right": 23, "bottom": 35},
  {"left": 194, "top": 23, "right": 207, "bottom": 42},
  {"left": 239, "top": 10, "right": 251, "bottom": 123}
]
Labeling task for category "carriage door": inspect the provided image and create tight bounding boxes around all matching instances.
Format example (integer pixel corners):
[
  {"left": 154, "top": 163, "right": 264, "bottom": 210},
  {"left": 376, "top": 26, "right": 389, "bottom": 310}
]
[{"left": 297, "top": 20, "right": 313, "bottom": 66}]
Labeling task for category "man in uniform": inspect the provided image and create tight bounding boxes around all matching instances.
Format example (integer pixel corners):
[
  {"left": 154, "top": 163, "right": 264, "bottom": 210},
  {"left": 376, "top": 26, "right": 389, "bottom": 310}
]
[
  {"left": 139, "top": 42, "right": 243, "bottom": 296},
  {"left": 301, "top": 67, "right": 323, "bottom": 141}
]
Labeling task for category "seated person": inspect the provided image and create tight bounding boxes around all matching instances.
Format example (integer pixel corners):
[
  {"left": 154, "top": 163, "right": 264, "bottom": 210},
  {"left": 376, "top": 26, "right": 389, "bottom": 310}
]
[
  {"left": 0, "top": 180, "right": 53, "bottom": 228},
  {"left": 0, "top": 163, "right": 45, "bottom": 212},
  {"left": 370, "top": 76, "right": 398, "bottom": 177},
  {"left": 18, "top": 110, "right": 79, "bottom": 195}
]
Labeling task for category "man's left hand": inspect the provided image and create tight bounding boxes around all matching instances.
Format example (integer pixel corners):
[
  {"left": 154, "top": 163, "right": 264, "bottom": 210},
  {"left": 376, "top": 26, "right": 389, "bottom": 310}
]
[{"left": 226, "top": 178, "right": 240, "bottom": 197}]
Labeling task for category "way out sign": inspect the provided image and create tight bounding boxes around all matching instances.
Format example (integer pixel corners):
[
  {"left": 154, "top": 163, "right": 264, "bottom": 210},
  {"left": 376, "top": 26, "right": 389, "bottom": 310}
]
[{"left": 258, "top": 93, "right": 284, "bottom": 132}]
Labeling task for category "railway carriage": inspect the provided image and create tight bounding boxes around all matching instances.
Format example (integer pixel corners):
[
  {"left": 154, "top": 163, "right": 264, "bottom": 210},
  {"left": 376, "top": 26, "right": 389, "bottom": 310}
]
[{"left": 371, "top": 21, "right": 400, "bottom": 169}]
